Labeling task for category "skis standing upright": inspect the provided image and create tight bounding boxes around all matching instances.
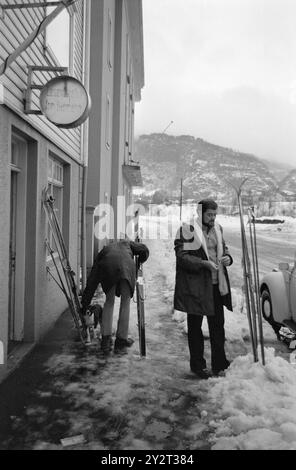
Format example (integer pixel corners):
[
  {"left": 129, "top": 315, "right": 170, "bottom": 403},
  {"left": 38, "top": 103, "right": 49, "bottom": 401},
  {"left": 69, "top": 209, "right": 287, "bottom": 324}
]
[
  {"left": 247, "top": 206, "right": 265, "bottom": 365},
  {"left": 229, "top": 178, "right": 265, "bottom": 363},
  {"left": 134, "top": 224, "right": 146, "bottom": 357},
  {"left": 42, "top": 188, "right": 87, "bottom": 344},
  {"left": 135, "top": 256, "right": 146, "bottom": 357}
]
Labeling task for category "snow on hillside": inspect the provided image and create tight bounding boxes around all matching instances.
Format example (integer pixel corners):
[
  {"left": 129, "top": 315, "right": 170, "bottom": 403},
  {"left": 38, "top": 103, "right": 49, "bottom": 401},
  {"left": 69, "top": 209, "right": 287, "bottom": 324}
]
[{"left": 134, "top": 134, "right": 282, "bottom": 202}]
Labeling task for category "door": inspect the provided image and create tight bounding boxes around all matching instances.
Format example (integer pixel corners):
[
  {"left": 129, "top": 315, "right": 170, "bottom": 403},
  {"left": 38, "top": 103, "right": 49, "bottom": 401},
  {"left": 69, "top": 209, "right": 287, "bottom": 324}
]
[
  {"left": 8, "top": 136, "right": 27, "bottom": 353},
  {"left": 8, "top": 171, "right": 18, "bottom": 353}
]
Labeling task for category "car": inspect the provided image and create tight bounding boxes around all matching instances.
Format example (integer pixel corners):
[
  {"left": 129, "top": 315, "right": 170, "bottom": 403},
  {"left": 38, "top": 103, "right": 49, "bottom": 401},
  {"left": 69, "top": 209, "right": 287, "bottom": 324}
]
[{"left": 260, "top": 260, "right": 296, "bottom": 339}]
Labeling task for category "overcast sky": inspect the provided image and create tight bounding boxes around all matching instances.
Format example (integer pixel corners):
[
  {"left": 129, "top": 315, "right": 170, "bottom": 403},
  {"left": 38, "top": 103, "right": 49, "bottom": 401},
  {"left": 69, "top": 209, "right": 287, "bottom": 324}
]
[{"left": 135, "top": 0, "right": 296, "bottom": 166}]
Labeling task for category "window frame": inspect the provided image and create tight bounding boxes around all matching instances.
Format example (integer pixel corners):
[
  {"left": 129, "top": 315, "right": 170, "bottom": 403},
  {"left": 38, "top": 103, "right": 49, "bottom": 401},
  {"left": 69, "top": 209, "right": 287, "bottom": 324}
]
[
  {"left": 43, "top": 5, "right": 75, "bottom": 73},
  {"left": 46, "top": 156, "right": 64, "bottom": 258}
]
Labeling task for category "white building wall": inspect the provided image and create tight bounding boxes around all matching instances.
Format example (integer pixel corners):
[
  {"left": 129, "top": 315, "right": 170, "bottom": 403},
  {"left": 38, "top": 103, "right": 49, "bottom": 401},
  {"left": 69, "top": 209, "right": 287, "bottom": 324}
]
[
  {"left": 111, "top": 0, "right": 143, "bottom": 239},
  {"left": 0, "top": 109, "right": 10, "bottom": 369},
  {"left": 0, "top": 1, "right": 90, "bottom": 380},
  {"left": 0, "top": 0, "right": 86, "bottom": 161}
]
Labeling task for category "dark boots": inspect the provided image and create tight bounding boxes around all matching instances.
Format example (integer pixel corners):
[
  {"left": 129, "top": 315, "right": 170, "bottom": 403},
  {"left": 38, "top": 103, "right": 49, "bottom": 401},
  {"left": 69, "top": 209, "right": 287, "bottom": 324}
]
[
  {"left": 101, "top": 335, "right": 113, "bottom": 354},
  {"left": 114, "top": 337, "right": 134, "bottom": 354},
  {"left": 101, "top": 335, "right": 134, "bottom": 354}
]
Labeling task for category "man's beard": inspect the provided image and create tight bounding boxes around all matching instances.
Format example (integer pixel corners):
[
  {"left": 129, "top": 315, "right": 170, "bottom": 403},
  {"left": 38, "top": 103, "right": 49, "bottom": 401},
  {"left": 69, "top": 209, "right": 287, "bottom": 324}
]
[{"left": 203, "top": 221, "right": 214, "bottom": 228}]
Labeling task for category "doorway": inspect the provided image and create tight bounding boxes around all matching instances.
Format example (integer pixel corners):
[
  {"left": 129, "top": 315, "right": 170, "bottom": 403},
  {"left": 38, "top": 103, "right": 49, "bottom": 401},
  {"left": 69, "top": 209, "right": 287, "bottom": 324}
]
[{"left": 8, "top": 135, "right": 27, "bottom": 354}]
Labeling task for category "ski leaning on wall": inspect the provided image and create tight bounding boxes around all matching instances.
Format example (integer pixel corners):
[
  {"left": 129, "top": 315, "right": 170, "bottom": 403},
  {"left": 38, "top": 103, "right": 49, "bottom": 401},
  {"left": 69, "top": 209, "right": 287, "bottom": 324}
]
[
  {"left": 229, "top": 178, "right": 265, "bottom": 365},
  {"left": 42, "top": 188, "right": 88, "bottom": 344}
]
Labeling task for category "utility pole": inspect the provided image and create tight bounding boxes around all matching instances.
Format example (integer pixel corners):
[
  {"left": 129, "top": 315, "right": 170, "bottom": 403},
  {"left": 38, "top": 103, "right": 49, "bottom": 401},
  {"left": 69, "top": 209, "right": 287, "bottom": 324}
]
[
  {"left": 180, "top": 178, "right": 183, "bottom": 221},
  {"left": 161, "top": 120, "right": 174, "bottom": 134}
]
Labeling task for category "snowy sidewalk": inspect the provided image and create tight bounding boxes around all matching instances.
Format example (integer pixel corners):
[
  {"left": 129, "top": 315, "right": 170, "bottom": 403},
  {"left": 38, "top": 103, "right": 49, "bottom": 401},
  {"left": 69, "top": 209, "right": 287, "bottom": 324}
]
[
  {"left": 1, "top": 238, "right": 296, "bottom": 450},
  {"left": 0, "top": 239, "right": 213, "bottom": 450}
]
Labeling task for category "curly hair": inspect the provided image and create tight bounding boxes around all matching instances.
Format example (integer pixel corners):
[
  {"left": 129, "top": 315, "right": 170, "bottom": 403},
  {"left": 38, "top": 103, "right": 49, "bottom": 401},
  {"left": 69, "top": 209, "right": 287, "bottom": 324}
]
[{"left": 198, "top": 199, "right": 218, "bottom": 215}]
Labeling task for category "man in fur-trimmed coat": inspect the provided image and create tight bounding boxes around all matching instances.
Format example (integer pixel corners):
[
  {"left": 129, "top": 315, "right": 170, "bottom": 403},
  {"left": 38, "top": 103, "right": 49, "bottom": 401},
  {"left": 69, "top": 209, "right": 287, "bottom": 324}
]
[{"left": 174, "top": 199, "right": 233, "bottom": 379}]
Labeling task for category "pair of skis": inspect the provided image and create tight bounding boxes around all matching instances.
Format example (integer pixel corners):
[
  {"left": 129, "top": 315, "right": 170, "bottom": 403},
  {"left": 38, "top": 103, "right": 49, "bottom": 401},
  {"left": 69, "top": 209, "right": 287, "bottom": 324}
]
[
  {"left": 42, "top": 189, "right": 88, "bottom": 344},
  {"left": 231, "top": 179, "right": 265, "bottom": 365},
  {"left": 134, "top": 231, "right": 146, "bottom": 357},
  {"left": 135, "top": 256, "right": 146, "bottom": 357}
]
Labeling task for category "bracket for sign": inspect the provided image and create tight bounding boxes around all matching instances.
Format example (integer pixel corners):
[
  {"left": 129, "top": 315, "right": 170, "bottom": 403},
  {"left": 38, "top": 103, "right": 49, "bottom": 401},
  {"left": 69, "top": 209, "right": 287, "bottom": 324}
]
[
  {"left": 24, "top": 65, "right": 68, "bottom": 115},
  {"left": 0, "top": 1, "right": 77, "bottom": 19},
  {"left": 0, "top": 0, "right": 78, "bottom": 76}
]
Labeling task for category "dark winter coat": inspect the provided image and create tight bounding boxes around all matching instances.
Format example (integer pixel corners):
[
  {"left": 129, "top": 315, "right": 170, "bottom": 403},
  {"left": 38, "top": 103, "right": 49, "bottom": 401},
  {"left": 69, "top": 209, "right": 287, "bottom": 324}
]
[
  {"left": 174, "top": 223, "right": 233, "bottom": 316},
  {"left": 81, "top": 240, "right": 149, "bottom": 311}
]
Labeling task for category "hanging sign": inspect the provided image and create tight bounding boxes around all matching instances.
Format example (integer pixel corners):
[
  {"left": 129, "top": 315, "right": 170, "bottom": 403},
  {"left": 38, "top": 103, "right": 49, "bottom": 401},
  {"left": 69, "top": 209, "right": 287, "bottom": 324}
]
[{"left": 39, "top": 75, "right": 91, "bottom": 129}]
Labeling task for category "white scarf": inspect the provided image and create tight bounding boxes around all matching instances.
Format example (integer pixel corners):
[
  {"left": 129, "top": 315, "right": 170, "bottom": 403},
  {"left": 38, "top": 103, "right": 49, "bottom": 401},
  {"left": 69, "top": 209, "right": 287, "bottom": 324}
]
[{"left": 184, "top": 218, "right": 229, "bottom": 296}]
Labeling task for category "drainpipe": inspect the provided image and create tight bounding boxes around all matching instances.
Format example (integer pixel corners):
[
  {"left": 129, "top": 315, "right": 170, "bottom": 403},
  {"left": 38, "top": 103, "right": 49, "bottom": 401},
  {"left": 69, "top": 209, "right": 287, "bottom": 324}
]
[{"left": 80, "top": 0, "right": 91, "bottom": 291}]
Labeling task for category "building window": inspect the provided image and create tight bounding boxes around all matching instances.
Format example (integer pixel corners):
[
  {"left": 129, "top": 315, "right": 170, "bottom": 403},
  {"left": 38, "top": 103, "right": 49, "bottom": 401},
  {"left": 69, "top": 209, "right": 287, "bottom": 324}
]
[
  {"left": 107, "top": 9, "right": 113, "bottom": 70},
  {"left": 44, "top": 6, "right": 74, "bottom": 71},
  {"left": 105, "top": 94, "right": 111, "bottom": 150},
  {"left": 47, "top": 156, "right": 64, "bottom": 251}
]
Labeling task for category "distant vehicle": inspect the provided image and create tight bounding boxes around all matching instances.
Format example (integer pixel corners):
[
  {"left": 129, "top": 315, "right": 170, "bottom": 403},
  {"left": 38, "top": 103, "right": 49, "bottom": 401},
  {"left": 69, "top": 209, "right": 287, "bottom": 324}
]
[{"left": 260, "top": 258, "right": 296, "bottom": 338}]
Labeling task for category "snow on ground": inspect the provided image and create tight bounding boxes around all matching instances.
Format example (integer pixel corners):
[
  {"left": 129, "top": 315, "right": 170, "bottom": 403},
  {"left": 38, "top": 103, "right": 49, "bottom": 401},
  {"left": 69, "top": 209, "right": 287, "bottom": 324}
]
[
  {"left": 148, "top": 219, "right": 296, "bottom": 450},
  {"left": 140, "top": 211, "right": 279, "bottom": 344},
  {"left": 204, "top": 349, "right": 296, "bottom": 450},
  {"left": 2, "top": 236, "right": 213, "bottom": 451},
  {"left": 140, "top": 206, "right": 296, "bottom": 246},
  {"left": 2, "top": 209, "right": 296, "bottom": 450},
  {"left": 213, "top": 214, "right": 296, "bottom": 244}
]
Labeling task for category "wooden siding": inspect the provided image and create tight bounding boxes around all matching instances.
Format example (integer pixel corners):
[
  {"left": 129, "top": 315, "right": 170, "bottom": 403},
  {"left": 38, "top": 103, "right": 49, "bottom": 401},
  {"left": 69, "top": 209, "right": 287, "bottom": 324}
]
[{"left": 0, "top": 0, "right": 86, "bottom": 161}]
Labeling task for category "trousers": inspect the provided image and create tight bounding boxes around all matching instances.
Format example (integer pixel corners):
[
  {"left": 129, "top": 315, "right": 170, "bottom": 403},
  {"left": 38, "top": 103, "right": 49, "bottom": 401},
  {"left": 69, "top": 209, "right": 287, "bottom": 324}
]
[
  {"left": 101, "top": 279, "right": 131, "bottom": 339},
  {"left": 187, "top": 284, "right": 229, "bottom": 371}
]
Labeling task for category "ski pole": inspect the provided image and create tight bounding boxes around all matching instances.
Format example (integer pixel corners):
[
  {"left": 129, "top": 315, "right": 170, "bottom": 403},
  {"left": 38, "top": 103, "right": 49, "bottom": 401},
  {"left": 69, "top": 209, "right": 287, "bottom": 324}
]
[
  {"left": 239, "top": 214, "right": 258, "bottom": 361},
  {"left": 248, "top": 207, "right": 265, "bottom": 365},
  {"left": 243, "top": 207, "right": 259, "bottom": 355},
  {"left": 238, "top": 190, "right": 258, "bottom": 361},
  {"left": 228, "top": 179, "right": 258, "bottom": 362}
]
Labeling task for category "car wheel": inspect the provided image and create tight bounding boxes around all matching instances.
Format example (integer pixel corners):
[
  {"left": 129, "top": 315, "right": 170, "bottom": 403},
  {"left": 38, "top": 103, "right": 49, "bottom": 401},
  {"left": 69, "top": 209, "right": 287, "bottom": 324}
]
[{"left": 261, "top": 289, "right": 274, "bottom": 322}]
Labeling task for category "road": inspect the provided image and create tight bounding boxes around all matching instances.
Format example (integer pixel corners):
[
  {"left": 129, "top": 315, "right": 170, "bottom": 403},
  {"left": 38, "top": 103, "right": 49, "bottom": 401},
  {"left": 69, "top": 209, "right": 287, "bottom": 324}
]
[{"left": 223, "top": 224, "right": 296, "bottom": 289}]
